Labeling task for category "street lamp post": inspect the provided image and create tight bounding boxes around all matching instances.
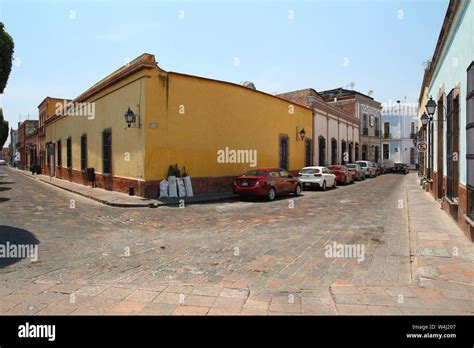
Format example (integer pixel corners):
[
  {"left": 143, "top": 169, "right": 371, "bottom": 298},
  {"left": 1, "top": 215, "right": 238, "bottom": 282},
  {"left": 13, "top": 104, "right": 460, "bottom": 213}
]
[{"left": 422, "top": 95, "right": 438, "bottom": 181}]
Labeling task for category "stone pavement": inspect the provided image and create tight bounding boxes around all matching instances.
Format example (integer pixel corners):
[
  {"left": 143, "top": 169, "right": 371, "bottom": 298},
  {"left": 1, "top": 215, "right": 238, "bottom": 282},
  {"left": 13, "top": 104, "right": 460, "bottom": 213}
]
[
  {"left": 330, "top": 174, "right": 474, "bottom": 315},
  {"left": 0, "top": 167, "right": 473, "bottom": 315},
  {"left": 13, "top": 167, "right": 236, "bottom": 207}
]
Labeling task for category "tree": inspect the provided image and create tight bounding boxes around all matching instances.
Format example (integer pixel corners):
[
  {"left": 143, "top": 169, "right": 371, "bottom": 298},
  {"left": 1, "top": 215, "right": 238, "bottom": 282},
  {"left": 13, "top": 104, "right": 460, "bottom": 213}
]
[
  {"left": 0, "top": 108, "right": 9, "bottom": 149},
  {"left": 0, "top": 22, "right": 15, "bottom": 94}
]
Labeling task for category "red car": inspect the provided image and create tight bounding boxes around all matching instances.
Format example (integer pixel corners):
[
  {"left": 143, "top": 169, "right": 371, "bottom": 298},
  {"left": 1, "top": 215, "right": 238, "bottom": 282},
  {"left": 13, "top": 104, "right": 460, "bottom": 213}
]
[
  {"left": 233, "top": 168, "right": 302, "bottom": 201},
  {"left": 328, "top": 165, "right": 354, "bottom": 185}
]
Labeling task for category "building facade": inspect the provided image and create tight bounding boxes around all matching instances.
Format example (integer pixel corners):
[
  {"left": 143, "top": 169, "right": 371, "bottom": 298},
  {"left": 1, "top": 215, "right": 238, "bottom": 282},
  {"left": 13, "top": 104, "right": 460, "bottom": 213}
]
[
  {"left": 381, "top": 105, "right": 419, "bottom": 169},
  {"left": 41, "top": 53, "right": 313, "bottom": 197},
  {"left": 9, "top": 128, "right": 18, "bottom": 165},
  {"left": 17, "top": 120, "right": 39, "bottom": 170},
  {"left": 418, "top": 0, "right": 474, "bottom": 241},
  {"left": 320, "top": 88, "right": 382, "bottom": 163},
  {"left": 277, "top": 89, "right": 360, "bottom": 166}
]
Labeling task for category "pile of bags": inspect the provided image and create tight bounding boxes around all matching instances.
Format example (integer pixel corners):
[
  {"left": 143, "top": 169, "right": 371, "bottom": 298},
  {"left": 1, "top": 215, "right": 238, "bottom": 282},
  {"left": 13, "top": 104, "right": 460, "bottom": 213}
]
[{"left": 159, "top": 164, "right": 194, "bottom": 198}]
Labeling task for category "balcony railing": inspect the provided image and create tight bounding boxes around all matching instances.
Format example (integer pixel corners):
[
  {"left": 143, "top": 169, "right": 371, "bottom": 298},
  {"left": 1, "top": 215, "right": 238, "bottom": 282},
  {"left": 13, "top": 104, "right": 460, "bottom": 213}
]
[
  {"left": 375, "top": 130, "right": 380, "bottom": 137},
  {"left": 384, "top": 133, "right": 391, "bottom": 139},
  {"left": 363, "top": 128, "right": 368, "bottom": 135},
  {"left": 410, "top": 133, "right": 416, "bottom": 139}
]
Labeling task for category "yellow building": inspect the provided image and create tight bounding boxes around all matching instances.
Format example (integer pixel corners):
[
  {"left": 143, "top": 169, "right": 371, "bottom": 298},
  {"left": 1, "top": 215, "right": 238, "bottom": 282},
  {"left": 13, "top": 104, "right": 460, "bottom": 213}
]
[{"left": 42, "top": 53, "right": 313, "bottom": 197}]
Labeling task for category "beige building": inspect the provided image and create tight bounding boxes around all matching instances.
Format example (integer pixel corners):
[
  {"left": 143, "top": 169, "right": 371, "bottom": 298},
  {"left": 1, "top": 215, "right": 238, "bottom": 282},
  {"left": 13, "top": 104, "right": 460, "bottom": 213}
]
[
  {"left": 319, "top": 88, "right": 382, "bottom": 163},
  {"left": 278, "top": 89, "right": 360, "bottom": 166}
]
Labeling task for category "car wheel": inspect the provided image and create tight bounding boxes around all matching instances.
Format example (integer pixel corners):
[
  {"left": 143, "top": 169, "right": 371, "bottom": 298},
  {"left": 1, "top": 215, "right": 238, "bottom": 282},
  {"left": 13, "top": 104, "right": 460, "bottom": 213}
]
[
  {"left": 332, "top": 179, "right": 337, "bottom": 188},
  {"left": 294, "top": 184, "right": 302, "bottom": 196},
  {"left": 321, "top": 181, "right": 327, "bottom": 191},
  {"left": 268, "top": 187, "right": 276, "bottom": 201}
]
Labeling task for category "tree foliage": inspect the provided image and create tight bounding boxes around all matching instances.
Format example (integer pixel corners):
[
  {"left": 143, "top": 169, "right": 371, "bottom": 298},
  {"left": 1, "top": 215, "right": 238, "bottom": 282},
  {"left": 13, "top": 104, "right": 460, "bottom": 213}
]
[
  {"left": 0, "top": 108, "right": 9, "bottom": 149},
  {"left": 0, "top": 22, "right": 15, "bottom": 94}
]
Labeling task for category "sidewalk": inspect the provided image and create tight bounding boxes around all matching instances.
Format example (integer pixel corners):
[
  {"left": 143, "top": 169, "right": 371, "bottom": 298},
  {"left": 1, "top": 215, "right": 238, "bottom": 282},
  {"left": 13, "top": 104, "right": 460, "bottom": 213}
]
[
  {"left": 330, "top": 173, "right": 474, "bottom": 315},
  {"left": 11, "top": 167, "right": 237, "bottom": 208}
]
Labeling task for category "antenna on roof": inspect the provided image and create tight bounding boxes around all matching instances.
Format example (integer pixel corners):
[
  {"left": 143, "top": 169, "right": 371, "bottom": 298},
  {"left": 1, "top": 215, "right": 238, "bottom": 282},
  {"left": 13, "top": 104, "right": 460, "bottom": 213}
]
[{"left": 367, "top": 90, "right": 373, "bottom": 97}]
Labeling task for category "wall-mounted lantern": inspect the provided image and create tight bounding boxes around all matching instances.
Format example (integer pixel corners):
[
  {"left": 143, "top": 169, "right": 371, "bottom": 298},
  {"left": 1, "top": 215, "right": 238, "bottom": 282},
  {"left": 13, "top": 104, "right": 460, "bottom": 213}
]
[
  {"left": 296, "top": 127, "right": 306, "bottom": 141},
  {"left": 124, "top": 107, "right": 141, "bottom": 128},
  {"left": 420, "top": 112, "right": 429, "bottom": 128},
  {"left": 425, "top": 97, "right": 437, "bottom": 119}
]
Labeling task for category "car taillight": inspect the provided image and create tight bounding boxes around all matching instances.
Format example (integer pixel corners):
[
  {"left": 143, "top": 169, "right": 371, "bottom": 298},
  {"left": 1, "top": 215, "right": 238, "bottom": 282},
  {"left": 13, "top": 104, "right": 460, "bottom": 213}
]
[{"left": 314, "top": 173, "right": 322, "bottom": 177}]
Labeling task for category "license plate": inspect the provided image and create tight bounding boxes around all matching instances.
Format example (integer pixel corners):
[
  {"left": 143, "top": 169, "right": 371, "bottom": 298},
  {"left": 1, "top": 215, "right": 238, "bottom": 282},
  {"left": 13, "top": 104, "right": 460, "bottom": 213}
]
[{"left": 242, "top": 182, "right": 248, "bottom": 187}]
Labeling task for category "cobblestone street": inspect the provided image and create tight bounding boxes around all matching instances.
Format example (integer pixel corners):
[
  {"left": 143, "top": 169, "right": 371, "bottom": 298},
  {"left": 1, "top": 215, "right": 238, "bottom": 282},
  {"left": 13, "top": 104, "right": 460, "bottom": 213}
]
[{"left": 0, "top": 166, "right": 473, "bottom": 315}]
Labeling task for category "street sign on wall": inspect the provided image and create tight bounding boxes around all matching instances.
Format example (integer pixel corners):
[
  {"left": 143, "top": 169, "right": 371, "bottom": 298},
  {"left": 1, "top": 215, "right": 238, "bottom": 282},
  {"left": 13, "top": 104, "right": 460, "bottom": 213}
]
[{"left": 417, "top": 141, "right": 427, "bottom": 152}]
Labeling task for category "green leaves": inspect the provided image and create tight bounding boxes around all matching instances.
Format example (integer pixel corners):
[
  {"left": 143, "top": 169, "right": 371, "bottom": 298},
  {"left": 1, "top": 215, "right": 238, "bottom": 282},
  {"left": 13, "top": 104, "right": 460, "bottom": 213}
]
[
  {"left": 0, "top": 108, "right": 9, "bottom": 149},
  {"left": 0, "top": 22, "right": 15, "bottom": 94}
]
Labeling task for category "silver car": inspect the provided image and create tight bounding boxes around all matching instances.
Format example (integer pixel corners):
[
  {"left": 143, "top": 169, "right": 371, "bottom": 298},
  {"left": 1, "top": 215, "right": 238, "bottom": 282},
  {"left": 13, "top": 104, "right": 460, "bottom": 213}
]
[{"left": 355, "top": 160, "right": 377, "bottom": 178}]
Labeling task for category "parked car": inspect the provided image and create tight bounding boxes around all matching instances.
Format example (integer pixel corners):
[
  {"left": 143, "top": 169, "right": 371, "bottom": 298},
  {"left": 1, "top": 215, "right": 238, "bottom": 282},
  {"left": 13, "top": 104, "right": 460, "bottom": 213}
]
[
  {"left": 328, "top": 165, "right": 354, "bottom": 185},
  {"left": 382, "top": 159, "right": 395, "bottom": 173},
  {"left": 0, "top": 160, "right": 6, "bottom": 166},
  {"left": 393, "top": 163, "right": 409, "bottom": 175},
  {"left": 298, "top": 166, "right": 337, "bottom": 191},
  {"left": 374, "top": 162, "right": 385, "bottom": 175},
  {"left": 233, "top": 168, "right": 301, "bottom": 201},
  {"left": 355, "top": 160, "right": 377, "bottom": 178},
  {"left": 346, "top": 163, "right": 365, "bottom": 181}
]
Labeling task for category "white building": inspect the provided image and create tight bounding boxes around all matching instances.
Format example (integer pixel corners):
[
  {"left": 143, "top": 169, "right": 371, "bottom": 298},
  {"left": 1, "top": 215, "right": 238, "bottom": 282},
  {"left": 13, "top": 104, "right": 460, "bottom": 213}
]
[{"left": 381, "top": 102, "right": 419, "bottom": 169}]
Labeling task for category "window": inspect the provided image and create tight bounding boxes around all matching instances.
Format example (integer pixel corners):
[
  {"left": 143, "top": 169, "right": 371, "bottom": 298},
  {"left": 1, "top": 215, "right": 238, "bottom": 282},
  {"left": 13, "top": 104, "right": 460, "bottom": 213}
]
[
  {"left": 331, "top": 138, "right": 338, "bottom": 164},
  {"left": 305, "top": 139, "right": 312, "bottom": 167},
  {"left": 57, "top": 140, "right": 62, "bottom": 167},
  {"left": 384, "top": 122, "right": 390, "bottom": 139},
  {"left": 102, "top": 129, "right": 112, "bottom": 174},
  {"left": 80, "top": 134, "right": 87, "bottom": 171},
  {"left": 348, "top": 142, "right": 353, "bottom": 163},
  {"left": 66, "top": 137, "right": 72, "bottom": 169},
  {"left": 363, "top": 115, "right": 368, "bottom": 135},
  {"left": 355, "top": 143, "right": 359, "bottom": 161},
  {"left": 279, "top": 170, "right": 290, "bottom": 177},
  {"left": 466, "top": 62, "right": 474, "bottom": 217},
  {"left": 243, "top": 170, "right": 266, "bottom": 177},
  {"left": 383, "top": 144, "right": 389, "bottom": 160},
  {"left": 318, "top": 136, "right": 326, "bottom": 166},
  {"left": 269, "top": 171, "right": 279, "bottom": 178},
  {"left": 411, "top": 122, "right": 416, "bottom": 139},
  {"left": 362, "top": 144, "right": 367, "bottom": 160},
  {"left": 446, "top": 89, "right": 459, "bottom": 200},
  {"left": 341, "top": 140, "right": 347, "bottom": 164},
  {"left": 279, "top": 135, "right": 289, "bottom": 170}
]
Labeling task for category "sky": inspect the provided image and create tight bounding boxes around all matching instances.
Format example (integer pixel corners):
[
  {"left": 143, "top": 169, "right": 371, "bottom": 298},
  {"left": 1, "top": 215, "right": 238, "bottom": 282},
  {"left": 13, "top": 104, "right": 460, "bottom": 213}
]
[{"left": 0, "top": 0, "right": 448, "bottom": 144}]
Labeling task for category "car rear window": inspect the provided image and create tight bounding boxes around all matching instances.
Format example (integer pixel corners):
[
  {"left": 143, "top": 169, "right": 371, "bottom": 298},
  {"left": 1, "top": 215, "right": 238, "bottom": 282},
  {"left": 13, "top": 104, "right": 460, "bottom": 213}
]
[
  {"left": 242, "top": 170, "right": 266, "bottom": 176},
  {"left": 346, "top": 164, "right": 356, "bottom": 168},
  {"left": 300, "top": 168, "right": 320, "bottom": 174},
  {"left": 357, "top": 162, "right": 367, "bottom": 167}
]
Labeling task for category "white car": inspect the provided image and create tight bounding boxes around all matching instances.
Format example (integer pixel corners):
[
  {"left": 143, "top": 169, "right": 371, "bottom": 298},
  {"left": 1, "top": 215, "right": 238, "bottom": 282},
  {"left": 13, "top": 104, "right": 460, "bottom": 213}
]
[
  {"left": 0, "top": 160, "right": 6, "bottom": 166},
  {"left": 298, "top": 166, "right": 337, "bottom": 191},
  {"left": 355, "top": 160, "right": 377, "bottom": 178}
]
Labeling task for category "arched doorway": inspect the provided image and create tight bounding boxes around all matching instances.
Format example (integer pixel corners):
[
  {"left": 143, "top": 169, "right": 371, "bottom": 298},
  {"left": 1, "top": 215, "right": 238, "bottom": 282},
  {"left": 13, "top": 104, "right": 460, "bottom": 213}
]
[
  {"left": 362, "top": 144, "right": 368, "bottom": 160},
  {"left": 341, "top": 140, "right": 347, "bottom": 164},
  {"left": 349, "top": 142, "right": 353, "bottom": 163}
]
